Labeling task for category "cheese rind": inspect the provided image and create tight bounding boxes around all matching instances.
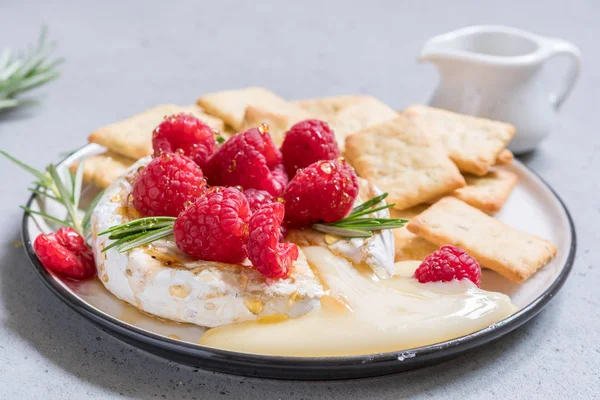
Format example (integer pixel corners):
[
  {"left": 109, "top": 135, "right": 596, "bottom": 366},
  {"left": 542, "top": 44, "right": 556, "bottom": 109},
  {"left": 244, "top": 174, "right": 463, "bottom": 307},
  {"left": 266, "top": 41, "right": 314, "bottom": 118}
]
[{"left": 91, "top": 157, "right": 324, "bottom": 328}]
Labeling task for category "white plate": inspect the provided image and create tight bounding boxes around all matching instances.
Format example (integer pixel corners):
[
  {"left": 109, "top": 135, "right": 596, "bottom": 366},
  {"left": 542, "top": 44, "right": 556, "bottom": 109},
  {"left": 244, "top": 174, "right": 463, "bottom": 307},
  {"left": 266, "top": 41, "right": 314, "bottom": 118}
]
[{"left": 21, "top": 144, "right": 575, "bottom": 380}]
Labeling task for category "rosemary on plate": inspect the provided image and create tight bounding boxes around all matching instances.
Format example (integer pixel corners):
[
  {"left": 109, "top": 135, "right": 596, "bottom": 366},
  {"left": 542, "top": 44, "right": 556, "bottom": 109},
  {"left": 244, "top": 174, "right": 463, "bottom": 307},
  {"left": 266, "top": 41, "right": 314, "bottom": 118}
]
[
  {"left": 0, "top": 150, "right": 101, "bottom": 238},
  {"left": 99, "top": 192, "right": 407, "bottom": 253}
]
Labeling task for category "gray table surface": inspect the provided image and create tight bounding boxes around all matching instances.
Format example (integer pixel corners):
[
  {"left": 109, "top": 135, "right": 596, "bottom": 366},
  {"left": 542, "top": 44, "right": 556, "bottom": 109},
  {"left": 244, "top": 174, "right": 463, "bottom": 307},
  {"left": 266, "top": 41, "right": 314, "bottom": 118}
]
[{"left": 1, "top": 1, "right": 599, "bottom": 398}]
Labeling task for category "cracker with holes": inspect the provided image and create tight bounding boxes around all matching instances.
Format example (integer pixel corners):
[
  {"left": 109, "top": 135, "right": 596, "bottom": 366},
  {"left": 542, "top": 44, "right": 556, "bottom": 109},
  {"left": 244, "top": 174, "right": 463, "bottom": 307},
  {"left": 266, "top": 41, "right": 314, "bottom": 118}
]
[
  {"left": 197, "top": 87, "right": 311, "bottom": 132},
  {"left": 239, "top": 106, "right": 294, "bottom": 146},
  {"left": 330, "top": 96, "right": 398, "bottom": 151},
  {"left": 71, "top": 151, "right": 135, "bottom": 189},
  {"left": 345, "top": 116, "right": 465, "bottom": 210},
  {"left": 406, "top": 197, "right": 557, "bottom": 283},
  {"left": 293, "top": 95, "right": 365, "bottom": 122},
  {"left": 390, "top": 206, "right": 438, "bottom": 261},
  {"left": 89, "top": 105, "right": 223, "bottom": 160},
  {"left": 495, "top": 149, "right": 514, "bottom": 165},
  {"left": 452, "top": 169, "right": 518, "bottom": 213},
  {"left": 404, "top": 105, "right": 515, "bottom": 176}
]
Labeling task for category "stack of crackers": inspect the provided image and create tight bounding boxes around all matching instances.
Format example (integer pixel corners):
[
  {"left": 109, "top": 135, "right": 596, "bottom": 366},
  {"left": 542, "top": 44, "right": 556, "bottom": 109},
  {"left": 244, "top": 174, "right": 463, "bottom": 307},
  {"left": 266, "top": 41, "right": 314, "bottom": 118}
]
[{"left": 80, "top": 87, "right": 557, "bottom": 284}]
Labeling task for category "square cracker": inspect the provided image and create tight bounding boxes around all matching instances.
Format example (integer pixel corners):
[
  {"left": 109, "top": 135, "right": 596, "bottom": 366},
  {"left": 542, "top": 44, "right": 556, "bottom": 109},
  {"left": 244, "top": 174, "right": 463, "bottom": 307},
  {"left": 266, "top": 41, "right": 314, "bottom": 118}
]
[
  {"left": 239, "top": 106, "right": 294, "bottom": 146},
  {"left": 452, "top": 169, "right": 518, "bottom": 214},
  {"left": 407, "top": 197, "right": 557, "bottom": 283},
  {"left": 197, "top": 87, "right": 311, "bottom": 131},
  {"left": 88, "top": 105, "right": 224, "bottom": 160},
  {"left": 344, "top": 116, "right": 466, "bottom": 210},
  {"left": 390, "top": 206, "right": 438, "bottom": 261},
  {"left": 330, "top": 96, "right": 398, "bottom": 151},
  {"left": 403, "top": 105, "right": 515, "bottom": 176},
  {"left": 292, "top": 95, "right": 365, "bottom": 122},
  {"left": 71, "top": 151, "right": 135, "bottom": 189},
  {"left": 495, "top": 149, "right": 514, "bottom": 166}
]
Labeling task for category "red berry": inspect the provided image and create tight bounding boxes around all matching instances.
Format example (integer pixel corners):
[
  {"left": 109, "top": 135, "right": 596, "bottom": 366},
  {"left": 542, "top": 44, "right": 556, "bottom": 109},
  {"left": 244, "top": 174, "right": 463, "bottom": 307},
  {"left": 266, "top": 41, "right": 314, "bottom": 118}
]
[
  {"left": 243, "top": 188, "right": 274, "bottom": 213},
  {"left": 152, "top": 113, "right": 216, "bottom": 168},
  {"left": 173, "top": 187, "right": 251, "bottom": 263},
  {"left": 281, "top": 119, "right": 340, "bottom": 177},
  {"left": 283, "top": 159, "right": 359, "bottom": 227},
  {"left": 414, "top": 245, "right": 482, "bottom": 287},
  {"left": 247, "top": 202, "right": 298, "bottom": 279},
  {"left": 243, "top": 124, "right": 282, "bottom": 167},
  {"left": 206, "top": 127, "right": 285, "bottom": 196},
  {"left": 271, "top": 164, "right": 289, "bottom": 189},
  {"left": 132, "top": 152, "right": 206, "bottom": 217},
  {"left": 33, "top": 227, "right": 96, "bottom": 280}
]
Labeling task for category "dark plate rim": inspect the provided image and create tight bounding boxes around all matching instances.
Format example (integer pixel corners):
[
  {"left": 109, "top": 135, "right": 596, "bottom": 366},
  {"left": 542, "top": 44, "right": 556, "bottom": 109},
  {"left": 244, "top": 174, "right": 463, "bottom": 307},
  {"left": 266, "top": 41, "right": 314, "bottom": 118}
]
[{"left": 20, "top": 145, "right": 577, "bottom": 369}]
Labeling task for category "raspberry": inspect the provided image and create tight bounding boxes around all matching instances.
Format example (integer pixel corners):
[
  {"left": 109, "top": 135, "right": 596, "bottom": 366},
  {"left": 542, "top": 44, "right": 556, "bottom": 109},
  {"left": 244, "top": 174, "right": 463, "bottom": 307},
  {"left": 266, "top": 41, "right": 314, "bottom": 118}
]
[
  {"left": 33, "top": 227, "right": 96, "bottom": 280},
  {"left": 414, "top": 245, "right": 482, "bottom": 287},
  {"left": 173, "top": 187, "right": 251, "bottom": 263},
  {"left": 271, "top": 164, "right": 289, "bottom": 189},
  {"left": 247, "top": 202, "right": 298, "bottom": 279},
  {"left": 281, "top": 119, "right": 340, "bottom": 177},
  {"left": 132, "top": 152, "right": 206, "bottom": 217},
  {"left": 152, "top": 113, "right": 216, "bottom": 168},
  {"left": 283, "top": 159, "right": 359, "bottom": 227},
  {"left": 243, "top": 124, "right": 282, "bottom": 167},
  {"left": 243, "top": 188, "right": 274, "bottom": 213},
  {"left": 206, "top": 127, "right": 285, "bottom": 196}
]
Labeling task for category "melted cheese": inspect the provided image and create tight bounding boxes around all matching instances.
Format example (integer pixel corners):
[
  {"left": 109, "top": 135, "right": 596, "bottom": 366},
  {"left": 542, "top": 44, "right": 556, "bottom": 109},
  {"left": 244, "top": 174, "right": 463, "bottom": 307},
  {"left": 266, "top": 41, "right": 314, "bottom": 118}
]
[{"left": 200, "top": 247, "right": 516, "bottom": 356}]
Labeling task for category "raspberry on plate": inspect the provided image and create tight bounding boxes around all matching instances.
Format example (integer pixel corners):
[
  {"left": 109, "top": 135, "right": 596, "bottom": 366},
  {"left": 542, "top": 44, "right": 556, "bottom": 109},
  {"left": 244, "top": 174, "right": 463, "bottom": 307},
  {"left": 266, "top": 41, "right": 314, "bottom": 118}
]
[
  {"left": 414, "top": 245, "right": 482, "bottom": 287},
  {"left": 173, "top": 187, "right": 251, "bottom": 264},
  {"left": 247, "top": 202, "right": 299, "bottom": 279},
  {"left": 206, "top": 127, "right": 286, "bottom": 196},
  {"left": 245, "top": 124, "right": 283, "bottom": 167},
  {"left": 132, "top": 152, "right": 206, "bottom": 217},
  {"left": 243, "top": 188, "right": 274, "bottom": 213},
  {"left": 271, "top": 164, "right": 289, "bottom": 189},
  {"left": 33, "top": 227, "right": 96, "bottom": 280},
  {"left": 281, "top": 119, "right": 340, "bottom": 177},
  {"left": 283, "top": 159, "right": 359, "bottom": 227},
  {"left": 152, "top": 113, "right": 217, "bottom": 168}
]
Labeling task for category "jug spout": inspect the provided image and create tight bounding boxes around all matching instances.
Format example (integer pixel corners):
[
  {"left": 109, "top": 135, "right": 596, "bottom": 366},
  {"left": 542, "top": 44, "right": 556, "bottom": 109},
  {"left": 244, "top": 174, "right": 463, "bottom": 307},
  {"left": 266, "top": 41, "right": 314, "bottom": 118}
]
[{"left": 419, "top": 36, "right": 455, "bottom": 64}]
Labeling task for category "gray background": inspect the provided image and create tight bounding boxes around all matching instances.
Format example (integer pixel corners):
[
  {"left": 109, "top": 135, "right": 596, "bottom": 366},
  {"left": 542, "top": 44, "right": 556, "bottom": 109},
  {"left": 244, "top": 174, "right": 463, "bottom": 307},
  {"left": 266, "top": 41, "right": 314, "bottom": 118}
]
[{"left": 1, "top": 1, "right": 599, "bottom": 398}]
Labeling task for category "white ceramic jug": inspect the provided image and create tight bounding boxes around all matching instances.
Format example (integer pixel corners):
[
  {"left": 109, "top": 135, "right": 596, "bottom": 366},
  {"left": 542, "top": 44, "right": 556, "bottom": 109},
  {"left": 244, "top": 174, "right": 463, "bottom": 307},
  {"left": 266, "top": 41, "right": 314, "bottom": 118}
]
[{"left": 420, "top": 26, "right": 581, "bottom": 154}]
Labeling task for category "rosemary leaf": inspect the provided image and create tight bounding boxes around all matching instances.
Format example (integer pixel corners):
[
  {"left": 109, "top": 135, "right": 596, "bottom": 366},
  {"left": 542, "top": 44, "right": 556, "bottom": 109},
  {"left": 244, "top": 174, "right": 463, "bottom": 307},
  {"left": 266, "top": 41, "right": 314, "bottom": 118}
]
[
  {"left": 82, "top": 190, "right": 104, "bottom": 234},
  {"left": 0, "top": 150, "right": 49, "bottom": 184},
  {"left": 117, "top": 226, "right": 174, "bottom": 253},
  {"left": 28, "top": 187, "right": 59, "bottom": 202},
  {"left": 102, "top": 232, "right": 145, "bottom": 252},
  {"left": 340, "top": 203, "right": 396, "bottom": 221},
  {"left": 47, "top": 164, "right": 80, "bottom": 232},
  {"left": 72, "top": 159, "right": 85, "bottom": 209},
  {"left": 21, "top": 206, "right": 72, "bottom": 228},
  {"left": 312, "top": 224, "right": 372, "bottom": 238},
  {"left": 98, "top": 217, "right": 177, "bottom": 236},
  {"left": 350, "top": 193, "right": 388, "bottom": 215},
  {"left": 108, "top": 221, "right": 174, "bottom": 240}
]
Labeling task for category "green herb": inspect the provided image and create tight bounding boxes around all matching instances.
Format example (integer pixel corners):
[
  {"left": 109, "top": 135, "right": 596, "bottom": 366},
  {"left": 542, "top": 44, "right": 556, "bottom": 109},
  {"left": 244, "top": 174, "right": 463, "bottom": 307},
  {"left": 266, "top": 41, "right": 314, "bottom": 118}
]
[
  {"left": 0, "top": 26, "right": 63, "bottom": 111},
  {"left": 311, "top": 193, "right": 407, "bottom": 238},
  {"left": 215, "top": 132, "right": 226, "bottom": 144},
  {"left": 99, "top": 193, "right": 407, "bottom": 253},
  {"left": 0, "top": 150, "right": 99, "bottom": 238},
  {"left": 99, "top": 217, "right": 177, "bottom": 253}
]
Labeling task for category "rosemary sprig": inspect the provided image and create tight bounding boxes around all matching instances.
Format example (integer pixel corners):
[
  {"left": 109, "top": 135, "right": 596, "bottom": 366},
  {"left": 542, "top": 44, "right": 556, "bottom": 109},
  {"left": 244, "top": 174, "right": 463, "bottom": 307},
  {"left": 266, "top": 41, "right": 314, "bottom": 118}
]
[
  {"left": 311, "top": 193, "right": 407, "bottom": 238},
  {"left": 0, "top": 26, "right": 63, "bottom": 111},
  {"left": 99, "top": 193, "right": 408, "bottom": 252},
  {"left": 99, "top": 217, "right": 177, "bottom": 253},
  {"left": 0, "top": 150, "right": 99, "bottom": 238}
]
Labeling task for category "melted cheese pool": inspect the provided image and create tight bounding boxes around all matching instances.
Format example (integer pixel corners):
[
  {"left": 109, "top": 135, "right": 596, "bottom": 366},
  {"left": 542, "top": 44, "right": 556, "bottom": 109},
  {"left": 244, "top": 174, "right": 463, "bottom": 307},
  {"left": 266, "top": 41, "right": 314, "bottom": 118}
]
[{"left": 200, "top": 246, "right": 516, "bottom": 356}]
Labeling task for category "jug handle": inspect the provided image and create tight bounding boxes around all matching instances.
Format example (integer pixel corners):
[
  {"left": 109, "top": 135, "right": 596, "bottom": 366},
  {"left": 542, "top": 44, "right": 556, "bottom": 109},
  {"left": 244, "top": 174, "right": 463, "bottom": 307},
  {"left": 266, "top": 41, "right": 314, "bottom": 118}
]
[{"left": 543, "top": 38, "right": 581, "bottom": 110}]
